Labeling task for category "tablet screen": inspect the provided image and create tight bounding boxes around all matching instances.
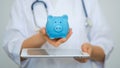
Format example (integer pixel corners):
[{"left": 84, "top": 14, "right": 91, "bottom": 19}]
[{"left": 21, "top": 48, "right": 89, "bottom": 58}]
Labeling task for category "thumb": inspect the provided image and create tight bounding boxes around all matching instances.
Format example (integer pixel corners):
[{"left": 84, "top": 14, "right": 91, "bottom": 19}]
[
  {"left": 40, "top": 27, "right": 46, "bottom": 35},
  {"left": 81, "top": 44, "right": 88, "bottom": 52}
]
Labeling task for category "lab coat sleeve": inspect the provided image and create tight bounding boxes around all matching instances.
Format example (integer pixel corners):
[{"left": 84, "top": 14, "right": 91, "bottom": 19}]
[
  {"left": 87, "top": 0, "right": 114, "bottom": 67},
  {"left": 3, "top": 0, "right": 29, "bottom": 66}
]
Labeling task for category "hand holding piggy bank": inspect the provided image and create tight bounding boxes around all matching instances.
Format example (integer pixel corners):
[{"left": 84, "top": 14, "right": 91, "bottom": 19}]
[{"left": 46, "top": 15, "right": 69, "bottom": 39}]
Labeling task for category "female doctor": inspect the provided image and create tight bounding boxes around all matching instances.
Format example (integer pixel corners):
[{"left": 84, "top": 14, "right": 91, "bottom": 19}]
[{"left": 3, "top": 0, "right": 113, "bottom": 68}]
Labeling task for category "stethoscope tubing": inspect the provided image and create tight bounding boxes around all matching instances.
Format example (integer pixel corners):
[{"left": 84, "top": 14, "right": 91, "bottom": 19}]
[{"left": 31, "top": 0, "right": 92, "bottom": 32}]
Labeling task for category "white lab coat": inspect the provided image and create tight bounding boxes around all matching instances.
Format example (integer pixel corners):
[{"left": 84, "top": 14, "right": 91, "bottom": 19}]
[{"left": 3, "top": 0, "right": 113, "bottom": 68}]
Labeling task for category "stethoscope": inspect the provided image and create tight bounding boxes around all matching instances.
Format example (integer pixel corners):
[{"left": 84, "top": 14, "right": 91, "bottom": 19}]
[{"left": 31, "top": 0, "right": 92, "bottom": 32}]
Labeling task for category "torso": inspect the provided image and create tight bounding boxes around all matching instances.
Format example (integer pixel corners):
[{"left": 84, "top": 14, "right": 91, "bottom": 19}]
[{"left": 22, "top": 0, "right": 93, "bottom": 68}]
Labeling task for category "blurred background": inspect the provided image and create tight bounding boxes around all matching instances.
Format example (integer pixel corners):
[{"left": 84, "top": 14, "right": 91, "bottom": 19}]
[{"left": 0, "top": 0, "right": 120, "bottom": 68}]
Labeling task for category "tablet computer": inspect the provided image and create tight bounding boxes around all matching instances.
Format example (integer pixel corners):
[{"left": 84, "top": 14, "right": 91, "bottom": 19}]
[{"left": 21, "top": 48, "right": 89, "bottom": 58}]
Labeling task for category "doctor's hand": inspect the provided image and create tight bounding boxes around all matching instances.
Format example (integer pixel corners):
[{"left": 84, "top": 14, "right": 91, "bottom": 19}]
[
  {"left": 74, "top": 43, "right": 93, "bottom": 63},
  {"left": 40, "top": 28, "right": 72, "bottom": 47}
]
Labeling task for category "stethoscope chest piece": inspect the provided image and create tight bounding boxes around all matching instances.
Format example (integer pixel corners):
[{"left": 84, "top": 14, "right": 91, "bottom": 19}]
[{"left": 85, "top": 18, "right": 93, "bottom": 28}]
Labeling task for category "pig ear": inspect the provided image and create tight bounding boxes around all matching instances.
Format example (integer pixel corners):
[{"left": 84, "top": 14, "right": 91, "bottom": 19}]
[
  {"left": 48, "top": 15, "right": 53, "bottom": 20},
  {"left": 62, "top": 15, "right": 68, "bottom": 20}
]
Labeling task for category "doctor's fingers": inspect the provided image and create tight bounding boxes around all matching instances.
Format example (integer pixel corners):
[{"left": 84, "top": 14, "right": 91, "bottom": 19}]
[
  {"left": 74, "top": 57, "right": 88, "bottom": 63},
  {"left": 56, "top": 29, "right": 73, "bottom": 44},
  {"left": 40, "top": 28, "right": 72, "bottom": 47},
  {"left": 44, "top": 36, "right": 71, "bottom": 47},
  {"left": 45, "top": 38, "right": 66, "bottom": 47},
  {"left": 81, "top": 43, "right": 92, "bottom": 56},
  {"left": 40, "top": 28, "right": 63, "bottom": 47},
  {"left": 54, "top": 38, "right": 67, "bottom": 47},
  {"left": 53, "top": 29, "right": 73, "bottom": 47},
  {"left": 40, "top": 28, "right": 46, "bottom": 35}
]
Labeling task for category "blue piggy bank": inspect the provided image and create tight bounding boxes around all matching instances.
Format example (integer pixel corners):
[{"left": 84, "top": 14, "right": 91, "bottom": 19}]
[{"left": 46, "top": 15, "right": 69, "bottom": 39}]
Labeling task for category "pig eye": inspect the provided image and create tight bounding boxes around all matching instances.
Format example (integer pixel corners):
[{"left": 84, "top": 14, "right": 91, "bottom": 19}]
[{"left": 60, "top": 21, "right": 62, "bottom": 23}]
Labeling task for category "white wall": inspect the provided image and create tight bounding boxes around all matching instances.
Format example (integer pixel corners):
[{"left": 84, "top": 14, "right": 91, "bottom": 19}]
[
  {"left": 99, "top": 0, "right": 120, "bottom": 68},
  {"left": 0, "top": 0, "right": 120, "bottom": 68},
  {"left": 0, "top": 0, "right": 18, "bottom": 68}
]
